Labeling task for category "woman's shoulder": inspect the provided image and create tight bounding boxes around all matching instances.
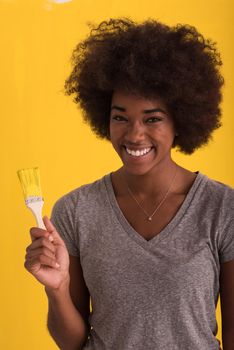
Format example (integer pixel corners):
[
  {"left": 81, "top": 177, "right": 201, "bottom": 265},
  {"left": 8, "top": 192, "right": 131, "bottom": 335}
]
[
  {"left": 203, "top": 173, "right": 233, "bottom": 192},
  {"left": 52, "top": 173, "right": 109, "bottom": 210},
  {"left": 200, "top": 172, "right": 234, "bottom": 206}
]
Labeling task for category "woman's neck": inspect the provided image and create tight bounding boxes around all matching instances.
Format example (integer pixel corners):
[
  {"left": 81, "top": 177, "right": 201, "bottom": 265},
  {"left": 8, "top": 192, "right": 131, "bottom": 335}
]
[{"left": 117, "top": 160, "right": 178, "bottom": 199}]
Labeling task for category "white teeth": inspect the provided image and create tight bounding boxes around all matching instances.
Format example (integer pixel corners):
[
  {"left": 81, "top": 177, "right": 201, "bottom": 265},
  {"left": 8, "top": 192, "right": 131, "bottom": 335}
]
[{"left": 126, "top": 147, "right": 152, "bottom": 157}]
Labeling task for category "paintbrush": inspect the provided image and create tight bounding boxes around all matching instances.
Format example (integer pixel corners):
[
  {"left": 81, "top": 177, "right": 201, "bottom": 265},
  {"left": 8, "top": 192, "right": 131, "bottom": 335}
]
[{"left": 17, "top": 167, "right": 45, "bottom": 229}]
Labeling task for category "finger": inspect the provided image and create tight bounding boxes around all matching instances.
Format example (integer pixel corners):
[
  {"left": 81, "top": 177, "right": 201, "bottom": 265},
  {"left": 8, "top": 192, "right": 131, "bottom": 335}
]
[
  {"left": 30, "top": 227, "right": 50, "bottom": 242},
  {"left": 25, "top": 246, "right": 56, "bottom": 261},
  {"left": 43, "top": 216, "right": 65, "bottom": 245},
  {"left": 26, "top": 236, "right": 56, "bottom": 254},
  {"left": 25, "top": 255, "right": 60, "bottom": 272}
]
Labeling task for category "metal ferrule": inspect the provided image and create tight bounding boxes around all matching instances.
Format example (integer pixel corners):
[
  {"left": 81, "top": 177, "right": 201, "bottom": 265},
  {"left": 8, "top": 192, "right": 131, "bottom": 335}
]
[{"left": 25, "top": 196, "right": 44, "bottom": 205}]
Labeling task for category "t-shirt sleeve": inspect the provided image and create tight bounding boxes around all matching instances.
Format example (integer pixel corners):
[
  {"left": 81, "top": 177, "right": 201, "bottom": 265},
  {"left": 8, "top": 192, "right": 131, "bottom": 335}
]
[
  {"left": 50, "top": 195, "right": 80, "bottom": 257},
  {"left": 219, "top": 219, "right": 234, "bottom": 263},
  {"left": 218, "top": 186, "right": 234, "bottom": 263}
]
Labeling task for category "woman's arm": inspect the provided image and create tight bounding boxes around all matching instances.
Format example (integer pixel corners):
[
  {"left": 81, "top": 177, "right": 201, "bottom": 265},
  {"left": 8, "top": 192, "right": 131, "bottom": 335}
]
[
  {"left": 46, "top": 255, "right": 91, "bottom": 350},
  {"left": 25, "top": 217, "right": 90, "bottom": 350},
  {"left": 45, "top": 278, "right": 89, "bottom": 350},
  {"left": 45, "top": 285, "right": 89, "bottom": 350},
  {"left": 219, "top": 259, "right": 234, "bottom": 350}
]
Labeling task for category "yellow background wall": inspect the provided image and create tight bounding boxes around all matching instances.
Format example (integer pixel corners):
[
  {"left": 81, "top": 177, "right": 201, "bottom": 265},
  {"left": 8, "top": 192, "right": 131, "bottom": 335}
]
[{"left": 1, "top": 0, "right": 233, "bottom": 349}]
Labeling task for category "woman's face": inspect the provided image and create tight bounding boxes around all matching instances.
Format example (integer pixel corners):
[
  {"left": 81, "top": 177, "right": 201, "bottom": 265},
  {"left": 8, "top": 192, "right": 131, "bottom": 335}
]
[{"left": 109, "top": 90, "right": 176, "bottom": 176}]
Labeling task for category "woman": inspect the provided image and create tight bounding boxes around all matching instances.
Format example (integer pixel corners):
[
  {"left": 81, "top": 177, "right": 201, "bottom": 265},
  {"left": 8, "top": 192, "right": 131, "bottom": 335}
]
[{"left": 25, "top": 18, "right": 234, "bottom": 349}]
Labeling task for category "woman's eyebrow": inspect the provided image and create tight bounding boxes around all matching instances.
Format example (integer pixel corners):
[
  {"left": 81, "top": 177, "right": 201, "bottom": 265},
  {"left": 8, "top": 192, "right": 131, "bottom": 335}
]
[
  {"left": 111, "top": 105, "right": 167, "bottom": 114},
  {"left": 111, "top": 105, "right": 126, "bottom": 112},
  {"left": 144, "top": 108, "right": 167, "bottom": 114}
]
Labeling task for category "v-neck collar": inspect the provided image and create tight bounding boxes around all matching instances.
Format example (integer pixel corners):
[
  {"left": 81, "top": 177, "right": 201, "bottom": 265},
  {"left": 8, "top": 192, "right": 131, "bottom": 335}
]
[{"left": 104, "top": 171, "right": 207, "bottom": 249}]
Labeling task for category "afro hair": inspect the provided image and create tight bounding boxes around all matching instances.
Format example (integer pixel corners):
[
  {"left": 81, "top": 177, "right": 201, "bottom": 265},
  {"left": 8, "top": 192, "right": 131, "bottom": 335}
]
[{"left": 64, "top": 18, "right": 224, "bottom": 154}]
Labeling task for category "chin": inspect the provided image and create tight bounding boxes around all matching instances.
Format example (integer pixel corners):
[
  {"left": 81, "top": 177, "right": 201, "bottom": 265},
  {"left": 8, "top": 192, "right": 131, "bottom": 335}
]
[{"left": 122, "top": 164, "right": 155, "bottom": 176}]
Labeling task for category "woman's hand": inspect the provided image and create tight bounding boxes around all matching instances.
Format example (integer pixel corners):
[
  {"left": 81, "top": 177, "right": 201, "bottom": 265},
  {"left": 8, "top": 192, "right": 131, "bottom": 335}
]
[{"left": 24, "top": 216, "right": 70, "bottom": 290}]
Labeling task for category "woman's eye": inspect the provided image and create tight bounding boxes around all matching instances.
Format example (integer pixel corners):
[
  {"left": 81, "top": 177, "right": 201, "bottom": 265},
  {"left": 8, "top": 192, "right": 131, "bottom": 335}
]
[
  {"left": 112, "top": 115, "right": 127, "bottom": 121},
  {"left": 146, "top": 117, "right": 162, "bottom": 123}
]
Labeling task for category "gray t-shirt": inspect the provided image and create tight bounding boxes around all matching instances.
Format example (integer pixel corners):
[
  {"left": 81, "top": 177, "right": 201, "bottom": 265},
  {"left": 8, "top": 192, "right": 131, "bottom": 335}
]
[{"left": 51, "top": 172, "right": 234, "bottom": 350}]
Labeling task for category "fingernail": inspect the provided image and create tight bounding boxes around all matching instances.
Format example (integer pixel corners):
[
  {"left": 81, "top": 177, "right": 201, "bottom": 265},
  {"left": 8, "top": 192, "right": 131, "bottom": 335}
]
[
  {"left": 55, "top": 263, "right": 60, "bottom": 268},
  {"left": 49, "top": 235, "right": 54, "bottom": 242}
]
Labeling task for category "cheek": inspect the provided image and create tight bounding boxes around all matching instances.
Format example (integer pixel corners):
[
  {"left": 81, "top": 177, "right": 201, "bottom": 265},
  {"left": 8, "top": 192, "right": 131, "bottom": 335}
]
[
  {"left": 109, "top": 124, "right": 115, "bottom": 140},
  {"left": 155, "top": 127, "right": 175, "bottom": 145},
  {"left": 153, "top": 126, "right": 168, "bottom": 138},
  {"left": 109, "top": 131, "right": 116, "bottom": 145},
  {"left": 109, "top": 127, "right": 121, "bottom": 150},
  {"left": 109, "top": 124, "right": 123, "bottom": 140}
]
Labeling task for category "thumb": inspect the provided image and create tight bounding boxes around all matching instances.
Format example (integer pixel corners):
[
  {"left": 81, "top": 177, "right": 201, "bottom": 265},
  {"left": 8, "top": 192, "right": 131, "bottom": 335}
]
[
  {"left": 43, "top": 215, "right": 56, "bottom": 233},
  {"left": 43, "top": 216, "right": 65, "bottom": 245}
]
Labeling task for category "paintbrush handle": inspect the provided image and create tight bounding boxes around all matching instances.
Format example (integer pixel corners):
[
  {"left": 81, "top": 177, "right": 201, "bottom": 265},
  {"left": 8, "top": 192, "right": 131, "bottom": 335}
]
[{"left": 26, "top": 200, "right": 45, "bottom": 229}]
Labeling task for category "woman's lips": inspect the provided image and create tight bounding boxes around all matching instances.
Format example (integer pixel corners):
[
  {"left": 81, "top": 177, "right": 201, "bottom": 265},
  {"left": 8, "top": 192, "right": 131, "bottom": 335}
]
[{"left": 122, "top": 145, "right": 155, "bottom": 160}]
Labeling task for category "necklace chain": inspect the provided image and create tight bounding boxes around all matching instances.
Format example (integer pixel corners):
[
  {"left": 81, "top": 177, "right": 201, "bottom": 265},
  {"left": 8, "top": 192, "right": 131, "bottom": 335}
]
[{"left": 123, "top": 165, "right": 178, "bottom": 221}]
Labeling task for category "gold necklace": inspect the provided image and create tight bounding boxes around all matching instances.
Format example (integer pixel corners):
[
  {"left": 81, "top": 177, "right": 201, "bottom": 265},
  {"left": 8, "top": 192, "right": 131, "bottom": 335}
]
[{"left": 123, "top": 165, "right": 178, "bottom": 221}]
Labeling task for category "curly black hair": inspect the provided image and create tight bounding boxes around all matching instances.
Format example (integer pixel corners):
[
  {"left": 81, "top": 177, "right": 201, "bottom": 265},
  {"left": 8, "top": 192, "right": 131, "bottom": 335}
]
[{"left": 64, "top": 18, "right": 224, "bottom": 154}]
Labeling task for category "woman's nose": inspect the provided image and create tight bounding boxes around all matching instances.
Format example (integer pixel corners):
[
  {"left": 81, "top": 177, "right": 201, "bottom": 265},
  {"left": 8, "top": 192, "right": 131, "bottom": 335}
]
[{"left": 125, "top": 122, "right": 145, "bottom": 142}]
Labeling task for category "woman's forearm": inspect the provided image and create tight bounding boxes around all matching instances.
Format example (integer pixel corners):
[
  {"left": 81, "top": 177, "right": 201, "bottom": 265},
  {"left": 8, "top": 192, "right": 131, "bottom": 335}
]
[
  {"left": 45, "top": 284, "right": 89, "bottom": 350},
  {"left": 222, "top": 329, "right": 234, "bottom": 350}
]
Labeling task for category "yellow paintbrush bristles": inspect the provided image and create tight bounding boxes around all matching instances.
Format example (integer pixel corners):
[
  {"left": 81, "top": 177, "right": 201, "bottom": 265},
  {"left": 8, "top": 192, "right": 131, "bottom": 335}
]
[
  {"left": 17, "top": 167, "right": 45, "bottom": 228},
  {"left": 17, "top": 167, "right": 43, "bottom": 199}
]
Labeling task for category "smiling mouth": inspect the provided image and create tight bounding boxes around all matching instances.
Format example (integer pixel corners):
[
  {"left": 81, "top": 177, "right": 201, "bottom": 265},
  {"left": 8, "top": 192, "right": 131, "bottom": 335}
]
[{"left": 123, "top": 146, "right": 155, "bottom": 158}]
